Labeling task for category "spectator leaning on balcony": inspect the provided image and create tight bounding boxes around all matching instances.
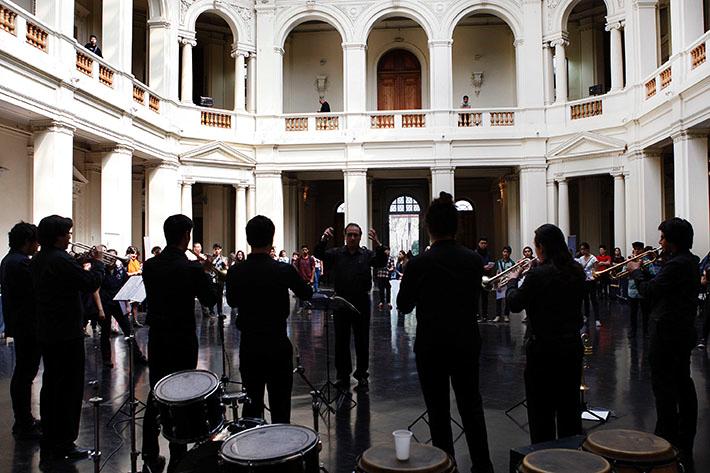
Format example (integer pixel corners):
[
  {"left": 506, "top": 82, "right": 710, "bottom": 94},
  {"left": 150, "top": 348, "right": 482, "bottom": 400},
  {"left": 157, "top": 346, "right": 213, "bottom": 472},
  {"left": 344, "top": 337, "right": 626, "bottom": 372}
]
[
  {"left": 84, "top": 35, "right": 102, "bottom": 58},
  {"left": 460, "top": 95, "right": 471, "bottom": 108},
  {"left": 318, "top": 97, "right": 330, "bottom": 113}
]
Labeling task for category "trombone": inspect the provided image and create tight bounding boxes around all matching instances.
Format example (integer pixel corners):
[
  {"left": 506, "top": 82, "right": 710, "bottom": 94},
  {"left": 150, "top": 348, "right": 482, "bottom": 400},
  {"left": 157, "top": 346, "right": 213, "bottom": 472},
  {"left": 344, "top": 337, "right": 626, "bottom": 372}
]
[
  {"left": 592, "top": 247, "right": 661, "bottom": 280},
  {"left": 188, "top": 249, "right": 228, "bottom": 280},
  {"left": 71, "top": 242, "right": 129, "bottom": 265},
  {"left": 482, "top": 258, "right": 534, "bottom": 291}
]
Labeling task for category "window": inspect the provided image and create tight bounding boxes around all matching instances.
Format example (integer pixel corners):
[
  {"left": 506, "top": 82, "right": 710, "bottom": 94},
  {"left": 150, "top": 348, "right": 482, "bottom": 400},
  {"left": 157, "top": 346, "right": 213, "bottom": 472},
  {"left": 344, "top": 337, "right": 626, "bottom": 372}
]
[
  {"left": 336, "top": 202, "right": 345, "bottom": 213},
  {"left": 389, "top": 195, "right": 420, "bottom": 214},
  {"left": 455, "top": 200, "right": 473, "bottom": 211}
]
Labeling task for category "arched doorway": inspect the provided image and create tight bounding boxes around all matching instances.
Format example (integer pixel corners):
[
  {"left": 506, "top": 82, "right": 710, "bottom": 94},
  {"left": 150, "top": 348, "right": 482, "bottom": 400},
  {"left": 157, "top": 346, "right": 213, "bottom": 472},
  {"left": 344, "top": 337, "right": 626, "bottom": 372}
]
[
  {"left": 377, "top": 49, "right": 422, "bottom": 110},
  {"left": 456, "top": 199, "right": 477, "bottom": 249},
  {"left": 389, "top": 195, "right": 421, "bottom": 256}
]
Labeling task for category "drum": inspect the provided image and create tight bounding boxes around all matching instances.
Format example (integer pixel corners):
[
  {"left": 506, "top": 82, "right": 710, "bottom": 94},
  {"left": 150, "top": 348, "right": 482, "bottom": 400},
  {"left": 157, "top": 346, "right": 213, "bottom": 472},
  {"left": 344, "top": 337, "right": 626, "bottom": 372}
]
[
  {"left": 355, "top": 444, "right": 455, "bottom": 473},
  {"left": 583, "top": 429, "right": 680, "bottom": 473},
  {"left": 154, "top": 369, "right": 225, "bottom": 444},
  {"left": 519, "top": 449, "right": 610, "bottom": 473},
  {"left": 218, "top": 424, "right": 321, "bottom": 473}
]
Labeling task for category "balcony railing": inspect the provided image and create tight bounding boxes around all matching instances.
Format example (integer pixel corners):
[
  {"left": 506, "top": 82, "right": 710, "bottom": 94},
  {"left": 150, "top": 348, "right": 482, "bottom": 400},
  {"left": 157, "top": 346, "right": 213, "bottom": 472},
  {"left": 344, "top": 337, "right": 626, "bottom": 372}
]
[
  {"left": 132, "top": 84, "right": 145, "bottom": 104},
  {"left": 645, "top": 78, "right": 657, "bottom": 99},
  {"left": 285, "top": 116, "right": 308, "bottom": 131},
  {"left": 1, "top": 5, "right": 17, "bottom": 35},
  {"left": 660, "top": 67, "right": 672, "bottom": 89},
  {"left": 490, "top": 111, "right": 515, "bottom": 126},
  {"left": 25, "top": 21, "right": 47, "bottom": 52},
  {"left": 75, "top": 50, "right": 93, "bottom": 76},
  {"left": 201, "top": 110, "right": 232, "bottom": 128},
  {"left": 691, "top": 42, "right": 706, "bottom": 69},
  {"left": 457, "top": 112, "right": 483, "bottom": 127},
  {"left": 570, "top": 98, "right": 603, "bottom": 120},
  {"left": 282, "top": 114, "right": 341, "bottom": 132},
  {"left": 315, "top": 115, "right": 339, "bottom": 130}
]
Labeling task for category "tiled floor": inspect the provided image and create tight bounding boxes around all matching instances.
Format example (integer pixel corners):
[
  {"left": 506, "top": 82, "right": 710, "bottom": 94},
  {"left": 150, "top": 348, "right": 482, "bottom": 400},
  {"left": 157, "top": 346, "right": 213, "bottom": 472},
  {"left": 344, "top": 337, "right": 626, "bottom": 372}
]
[{"left": 1, "top": 290, "right": 708, "bottom": 473}]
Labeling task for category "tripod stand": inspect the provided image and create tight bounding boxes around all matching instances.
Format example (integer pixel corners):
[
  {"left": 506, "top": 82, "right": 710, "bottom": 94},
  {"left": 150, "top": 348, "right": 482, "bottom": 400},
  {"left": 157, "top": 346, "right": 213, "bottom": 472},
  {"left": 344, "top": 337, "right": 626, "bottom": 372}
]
[{"left": 293, "top": 348, "right": 335, "bottom": 432}]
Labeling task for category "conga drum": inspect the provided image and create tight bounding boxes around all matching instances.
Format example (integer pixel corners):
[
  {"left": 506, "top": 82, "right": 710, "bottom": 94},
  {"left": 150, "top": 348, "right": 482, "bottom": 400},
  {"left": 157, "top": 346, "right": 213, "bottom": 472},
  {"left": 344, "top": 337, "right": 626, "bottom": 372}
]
[
  {"left": 519, "top": 449, "right": 610, "bottom": 473},
  {"left": 355, "top": 444, "right": 455, "bottom": 473},
  {"left": 583, "top": 429, "right": 680, "bottom": 473}
]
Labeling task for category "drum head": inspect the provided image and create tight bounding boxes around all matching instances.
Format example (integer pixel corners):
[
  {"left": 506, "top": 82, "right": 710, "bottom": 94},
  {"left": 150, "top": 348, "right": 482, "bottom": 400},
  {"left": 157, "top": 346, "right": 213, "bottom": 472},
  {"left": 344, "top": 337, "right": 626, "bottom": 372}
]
[
  {"left": 583, "top": 429, "right": 676, "bottom": 462},
  {"left": 359, "top": 444, "right": 452, "bottom": 473},
  {"left": 220, "top": 424, "right": 319, "bottom": 464},
  {"left": 154, "top": 370, "right": 220, "bottom": 405},
  {"left": 522, "top": 449, "right": 610, "bottom": 473}
]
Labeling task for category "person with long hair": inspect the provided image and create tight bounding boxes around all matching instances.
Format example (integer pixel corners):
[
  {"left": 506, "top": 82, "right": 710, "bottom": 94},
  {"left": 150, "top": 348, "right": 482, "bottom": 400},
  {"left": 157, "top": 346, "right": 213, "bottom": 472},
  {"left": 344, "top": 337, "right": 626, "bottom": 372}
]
[{"left": 506, "top": 224, "right": 585, "bottom": 444}]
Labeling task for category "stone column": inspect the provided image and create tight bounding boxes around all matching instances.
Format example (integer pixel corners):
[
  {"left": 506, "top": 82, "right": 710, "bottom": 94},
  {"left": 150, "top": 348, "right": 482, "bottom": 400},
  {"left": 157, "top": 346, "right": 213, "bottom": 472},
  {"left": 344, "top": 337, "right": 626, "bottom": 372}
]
[
  {"left": 343, "top": 169, "right": 369, "bottom": 232},
  {"left": 232, "top": 49, "right": 247, "bottom": 111},
  {"left": 146, "top": 161, "right": 180, "bottom": 248},
  {"left": 31, "top": 121, "right": 75, "bottom": 222},
  {"left": 430, "top": 167, "right": 455, "bottom": 200},
  {"left": 543, "top": 42, "right": 555, "bottom": 105},
  {"left": 181, "top": 179, "right": 194, "bottom": 219},
  {"left": 546, "top": 179, "right": 558, "bottom": 225},
  {"left": 633, "top": 150, "right": 664, "bottom": 247},
  {"left": 342, "top": 43, "right": 367, "bottom": 114},
  {"left": 518, "top": 165, "right": 548, "bottom": 249},
  {"left": 607, "top": 22, "right": 625, "bottom": 91},
  {"left": 552, "top": 39, "right": 569, "bottom": 104},
  {"left": 180, "top": 37, "right": 196, "bottom": 104},
  {"left": 255, "top": 170, "right": 284, "bottom": 251},
  {"left": 102, "top": 0, "right": 132, "bottom": 70},
  {"left": 612, "top": 171, "right": 627, "bottom": 254},
  {"left": 148, "top": 19, "right": 172, "bottom": 96},
  {"left": 234, "top": 183, "right": 248, "bottom": 252},
  {"left": 671, "top": 0, "right": 705, "bottom": 54},
  {"left": 633, "top": 0, "right": 659, "bottom": 79},
  {"left": 428, "top": 40, "right": 453, "bottom": 110},
  {"left": 246, "top": 184, "right": 256, "bottom": 220},
  {"left": 673, "top": 130, "right": 709, "bottom": 255},
  {"left": 101, "top": 145, "right": 133, "bottom": 251},
  {"left": 246, "top": 54, "right": 257, "bottom": 112},
  {"left": 506, "top": 176, "right": 521, "bottom": 256},
  {"left": 557, "top": 178, "right": 570, "bottom": 239}
]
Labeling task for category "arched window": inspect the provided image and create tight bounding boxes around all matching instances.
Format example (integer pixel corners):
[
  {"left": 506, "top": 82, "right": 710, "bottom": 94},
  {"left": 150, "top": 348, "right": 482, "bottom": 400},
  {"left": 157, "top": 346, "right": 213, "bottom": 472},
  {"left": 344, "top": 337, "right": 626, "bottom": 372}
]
[
  {"left": 336, "top": 202, "right": 345, "bottom": 213},
  {"left": 389, "top": 195, "right": 421, "bottom": 213},
  {"left": 455, "top": 200, "right": 474, "bottom": 211}
]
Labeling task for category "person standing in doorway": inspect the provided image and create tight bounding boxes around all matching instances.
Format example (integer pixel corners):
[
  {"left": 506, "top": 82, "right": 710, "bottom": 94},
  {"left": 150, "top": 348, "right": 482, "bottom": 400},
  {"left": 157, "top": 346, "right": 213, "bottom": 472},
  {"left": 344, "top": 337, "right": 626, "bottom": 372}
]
[{"left": 84, "top": 34, "right": 102, "bottom": 57}]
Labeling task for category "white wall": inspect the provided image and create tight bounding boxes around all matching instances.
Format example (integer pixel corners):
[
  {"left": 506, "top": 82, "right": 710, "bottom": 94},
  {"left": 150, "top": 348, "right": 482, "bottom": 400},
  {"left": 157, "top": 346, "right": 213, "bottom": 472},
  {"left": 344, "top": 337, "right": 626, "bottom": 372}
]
[
  {"left": 567, "top": 20, "right": 608, "bottom": 101},
  {"left": 0, "top": 128, "right": 31, "bottom": 257},
  {"left": 452, "top": 25, "right": 516, "bottom": 107}
]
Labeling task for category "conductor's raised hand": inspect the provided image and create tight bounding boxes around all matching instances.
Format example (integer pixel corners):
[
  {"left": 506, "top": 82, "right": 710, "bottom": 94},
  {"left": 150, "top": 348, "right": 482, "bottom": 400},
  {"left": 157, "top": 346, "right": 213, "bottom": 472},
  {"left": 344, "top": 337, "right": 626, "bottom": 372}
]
[
  {"left": 322, "top": 227, "right": 335, "bottom": 241},
  {"left": 368, "top": 229, "right": 381, "bottom": 247}
]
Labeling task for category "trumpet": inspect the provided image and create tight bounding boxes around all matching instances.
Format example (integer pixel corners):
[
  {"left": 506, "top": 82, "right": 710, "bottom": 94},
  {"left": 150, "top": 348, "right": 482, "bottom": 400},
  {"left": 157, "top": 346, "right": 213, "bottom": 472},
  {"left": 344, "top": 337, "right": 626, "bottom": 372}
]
[
  {"left": 188, "top": 249, "right": 228, "bottom": 280},
  {"left": 71, "top": 242, "right": 129, "bottom": 265},
  {"left": 592, "top": 247, "right": 661, "bottom": 280},
  {"left": 481, "top": 258, "right": 534, "bottom": 291}
]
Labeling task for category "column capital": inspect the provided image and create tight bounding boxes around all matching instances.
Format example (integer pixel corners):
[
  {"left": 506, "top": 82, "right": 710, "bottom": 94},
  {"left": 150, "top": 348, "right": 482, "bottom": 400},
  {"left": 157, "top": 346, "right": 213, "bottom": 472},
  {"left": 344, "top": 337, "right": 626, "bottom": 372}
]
[
  {"left": 233, "top": 182, "right": 249, "bottom": 190},
  {"left": 230, "top": 47, "right": 250, "bottom": 59},
  {"left": 513, "top": 38, "right": 524, "bottom": 48},
  {"left": 148, "top": 159, "right": 179, "bottom": 171},
  {"left": 147, "top": 18, "right": 171, "bottom": 29},
  {"left": 550, "top": 38, "right": 569, "bottom": 48},
  {"left": 98, "top": 143, "right": 134, "bottom": 155},
  {"left": 255, "top": 169, "right": 282, "bottom": 178},
  {"left": 273, "top": 46, "right": 285, "bottom": 56},
  {"left": 428, "top": 39, "right": 453, "bottom": 48},
  {"left": 518, "top": 163, "right": 547, "bottom": 172},
  {"left": 181, "top": 177, "right": 195, "bottom": 186},
  {"left": 431, "top": 166, "right": 455, "bottom": 174},
  {"left": 610, "top": 168, "right": 625, "bottom": 178},
  {"left": 31, "top": 120, "right": 76, "bottom": 135},
  {"left": 343, "top": 168, "right": 368, "bottom": 177},
  {"left": 633, "top": 0, "right": 659, "bottom": 9},
  {"left": 341, "top": 42, "right": 367, "bottom": 51},
  {"left": 605, "top": 21, "right": 624, "bottom": 32},
  {"left": 554, "top": 174, "right": 567, "bottom": 183},
  {"left": 671, "top": 128, "right": 710, "bottom": 143},
  {"left": 179, "top": 36, "right": 197, "bottom": 47}
]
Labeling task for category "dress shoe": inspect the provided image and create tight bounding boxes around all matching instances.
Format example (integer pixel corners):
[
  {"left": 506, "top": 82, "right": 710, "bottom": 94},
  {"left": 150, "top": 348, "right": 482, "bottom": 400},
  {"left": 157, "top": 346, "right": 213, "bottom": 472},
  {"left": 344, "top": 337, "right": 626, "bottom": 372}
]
[
  {"left": 56, "top": 444, "right": 91, "bottom": 461},
  {"left": 12, "top": 418, "right": 42, "bottom": 440},
  {"left": 142, "top": 455, "right": 166, "bottom": 473}
]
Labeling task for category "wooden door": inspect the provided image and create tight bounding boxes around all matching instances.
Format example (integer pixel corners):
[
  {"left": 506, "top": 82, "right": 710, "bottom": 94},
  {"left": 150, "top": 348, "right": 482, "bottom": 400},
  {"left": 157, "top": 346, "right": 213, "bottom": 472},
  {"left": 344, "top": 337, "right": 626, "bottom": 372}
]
[{"left": 377, "top": 49, "right": 421, "bottom": 110}]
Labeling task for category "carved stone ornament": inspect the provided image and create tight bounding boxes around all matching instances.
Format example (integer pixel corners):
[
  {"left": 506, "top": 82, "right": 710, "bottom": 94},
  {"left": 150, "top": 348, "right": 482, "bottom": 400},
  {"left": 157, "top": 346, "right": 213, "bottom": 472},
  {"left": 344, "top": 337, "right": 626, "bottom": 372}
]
[
  {"left": 471, "top": 71, "right": 484, "bottom": 96},
  {"left": 180, "top": 0, "right": 194, "bottom": 24}
]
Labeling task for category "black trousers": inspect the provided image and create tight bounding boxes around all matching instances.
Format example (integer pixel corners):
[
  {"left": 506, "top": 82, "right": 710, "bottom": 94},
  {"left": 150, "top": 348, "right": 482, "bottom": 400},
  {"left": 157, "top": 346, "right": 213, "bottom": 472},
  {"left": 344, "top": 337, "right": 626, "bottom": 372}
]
[
  {"left": 478, "top": 292, "right": 489, "bottom": 319},
  {"left": 11, "top": 332, "right": 42, "bottom": 429},
  {"left": 333, "top": 294, "right": 370, "bottom": 381},
  {"left": 648, "top": 321, "right": 697, "bottom": 457},
  {"left": 40, "top": 338, "right": 85, "bottom": 453},
  {"left": 377, "top": 279, "right": 391, "bottom": 305},
  {"left": 629, "top": 298, "right": 651, "bottom": 335},
  {"left": 582, "top": 280, "right": 600, "bottom": 321},
  {"left": 99, "top": 305, "right": 136, "bottom": 363},
  {"left": 239, "top": 336, "right": 293, "bottom": 423},
  {"left": 214, "top": 282, "right": 224, "bottom": 316},
  {"left": 524, "top": 339, "right": 583, "bottom": 444},
  {"left": 142, "top": 330, "right": 198, "bottom": 466},
  {"left": 415, "top": 345, "right": 493, "bottom": 473}
]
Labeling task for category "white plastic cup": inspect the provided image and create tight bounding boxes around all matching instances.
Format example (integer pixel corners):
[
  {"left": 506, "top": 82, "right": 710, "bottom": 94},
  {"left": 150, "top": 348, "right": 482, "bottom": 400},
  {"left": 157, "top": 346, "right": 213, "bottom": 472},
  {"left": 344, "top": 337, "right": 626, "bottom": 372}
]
[{"left": 393, "top": 429, "right": 413, "bottom": 461}]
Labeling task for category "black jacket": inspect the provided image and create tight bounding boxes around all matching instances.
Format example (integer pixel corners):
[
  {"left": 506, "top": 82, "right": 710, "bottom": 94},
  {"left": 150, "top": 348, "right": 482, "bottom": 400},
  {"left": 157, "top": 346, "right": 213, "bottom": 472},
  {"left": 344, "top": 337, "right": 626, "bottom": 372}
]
[
  {"left": 100, "top": 264, "right": 128, "bottom": 313},
  {"left": 314, "top": 241, "right": 386, "bottom": 298},
  {"left": 632, "top": 250, "right": 700, "bottom": 332},
  {"left": 507, "top": 262, "right": 585, "bottom": 342},
  {"left": 226, "top": 253, "right": 312, "bottom": 339},
  {"left": 84, "top": 43, "right": 102, "bottom": 57},
  {"left": 0, "top": 250, "right": 34, "bottom": 338},
  {"left": 143, "top": 246, "right": 217, "bottom": 333},
  {"left": 396, "top": 240, "right": 482, "bottom": 354},
  {"left": 319, "top": 101, "right": 330, "bottom": 113},
  {"left": 30, "top": 247, "right": 104, "bottom": 343}
]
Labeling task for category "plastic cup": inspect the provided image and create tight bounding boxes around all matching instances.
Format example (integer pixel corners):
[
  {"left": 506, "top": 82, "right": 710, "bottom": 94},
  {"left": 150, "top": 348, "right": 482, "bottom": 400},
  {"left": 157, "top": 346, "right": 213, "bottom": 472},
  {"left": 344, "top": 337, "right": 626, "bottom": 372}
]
[{"left": 393, "top": 429, "right": 413, "bottom": 461}]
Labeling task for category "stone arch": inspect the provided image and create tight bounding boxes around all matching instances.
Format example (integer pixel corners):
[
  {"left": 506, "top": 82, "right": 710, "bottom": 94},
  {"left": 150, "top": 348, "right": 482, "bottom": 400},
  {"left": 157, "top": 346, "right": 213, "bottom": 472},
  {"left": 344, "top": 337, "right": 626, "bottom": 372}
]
[
  {"left": 184, "top": 0, "right": 248, "bottom": 44},
  {"left": 551, "top": 0, "right": 614, "bottom": 35},
  {"left": 444, "top": 0, "right": 523, "bottom": 40},
  {"left": 355, "top": 3, "right": 436, "bottom": 43},
  {"left": 367, "top": 41, "right": 430, "bottom": 110},
  {"left": 275, "top": 6, "right": 351, "bottom": 47}
]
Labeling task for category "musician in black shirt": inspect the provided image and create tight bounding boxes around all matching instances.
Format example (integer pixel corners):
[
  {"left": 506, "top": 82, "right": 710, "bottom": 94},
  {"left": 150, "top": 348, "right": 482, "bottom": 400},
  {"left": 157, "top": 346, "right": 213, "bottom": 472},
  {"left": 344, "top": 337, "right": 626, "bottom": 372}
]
[
  {"left": 0, "top": 222, "right": 41, "bottom": 440},
  {"left": 506, "top": 224, "right": 585, "bottom": 444},
  {"left": 397, "top": 193, "right": 493, "bottom": 473},
  {"left": 226, "top": 216, "right": 312, "bottom": 423},
  {"left": 141, "top": 214, "right": 217, "bottom": 473},
  {"left": 626, "top": 218, "right": 700, "bottom": 472},
  {"left": 314, "top": 223, "right": 385, "bottom": 390},
  {"left": 31, "top": 215, "right": 104, "bottom": 463}
]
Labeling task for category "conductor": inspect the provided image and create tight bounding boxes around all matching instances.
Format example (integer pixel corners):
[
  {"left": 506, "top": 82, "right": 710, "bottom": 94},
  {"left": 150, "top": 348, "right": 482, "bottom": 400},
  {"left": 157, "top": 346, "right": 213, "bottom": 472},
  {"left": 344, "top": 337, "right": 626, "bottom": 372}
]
[
  {"left": 141, "top": 214, "right": 217, "bottom": 473},
  {"left": 226, "top": 216, "right": 313, "bottom": 423}
]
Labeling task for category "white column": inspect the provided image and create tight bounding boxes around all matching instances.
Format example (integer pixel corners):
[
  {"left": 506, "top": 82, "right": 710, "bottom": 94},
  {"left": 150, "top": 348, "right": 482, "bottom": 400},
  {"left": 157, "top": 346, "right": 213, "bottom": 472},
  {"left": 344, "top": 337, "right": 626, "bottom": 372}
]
[
  {"left": 506, "top": 177, "right": 521, "bottom": 255},
  {"left": 557, "top": 178, "right": 570, "bottom": 239},
  {"left": 671, "top": 0, "right": 705, "bottom": 54},
  {"left": 673, "top": 130, "right": 710, "bottom": 255},
  {"left": 101, "top": 0, "right": 132, "bottom": 70},
  {"left": 428, "top": 40, "right": 453, "bottom": 110},
  {"left": 146, "top": 161, "right": 180, "bottom": 248},
  {"left": 431, "top": 167, "right": 455, "bottom": 199},
  {"left": 132, "top": 174, "right": 143, "bottom": 248},
  {"left": 233, "top": 49, "right": 247, "bottom": 111},
  {"left": 607, "top": 22, "right": 625, "bottom": 91},
  {"left": 633, "top": 1, "right": 659, "bottom": 80},
  {"left": 543, "top": 42, "right": 555, "bottom": 105},
  {"left": 343, "top": 169, "right": 369, "bottom": 232},
  {"left": 31, "top": 121, "right": 75, "bottom": 222},
  {"left": 181, "top": 180, "right": 193, "bottom": 219},
  {"left": 519, "top": 166, "right": 548, "bottom": 249},
  {"left": 546, "top": 180, "right": 558, "bottom": 225},
  {"left": 101, "top": 145, "right": 133, "bottom": 252},
  {"left": 180, "top": 38, "right": 196, "bottom": 104},
  {"left": 612, "top": 172, "right": 627, "bottom": 254},
  {"left": 635, "top": 151, "right": 664, "bottom": 246},
  {"left": 517, "top": 0, "right": 545, "bottom": 108},
  {"left": 246, "top": 54, "right": 257, "bottom": 113},
  {"left": 234, "top": 184, "right": 248, "bottom": 252},
  {"left": 148, "top": 20, "right": 172, "bottom": 96},
  {"left": 246, "top": 185, "right": 256, "bottom": 220},
  {"left": 35, "top": 0, "right": 74, "bottom": 36},
  {"left": 342, "top": 43, "right": 367, "bottom": 114},
  {"left": 254, "top": 170, "right": 284, "bottom": 251},
  {"left": 552, "top": 39, "right": 569, "bottom": 104}
]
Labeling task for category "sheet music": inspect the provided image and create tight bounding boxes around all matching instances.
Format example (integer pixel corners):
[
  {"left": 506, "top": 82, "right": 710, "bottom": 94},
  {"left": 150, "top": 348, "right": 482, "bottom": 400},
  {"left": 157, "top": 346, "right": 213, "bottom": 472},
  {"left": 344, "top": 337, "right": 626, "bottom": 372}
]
[{"left": 114, "top": 275, "right": 146, "bottom": 303}]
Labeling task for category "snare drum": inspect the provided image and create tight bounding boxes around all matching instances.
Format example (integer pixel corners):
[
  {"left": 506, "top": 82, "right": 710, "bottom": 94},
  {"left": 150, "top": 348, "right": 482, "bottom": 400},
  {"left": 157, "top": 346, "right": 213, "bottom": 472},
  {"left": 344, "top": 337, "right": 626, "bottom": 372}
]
[
  {"left": 519, "top": 449, "right": 611, "bottom": 473},
  {"left": 219, "top": 424, "right": 321, "bottom": 473},
  {"left": 154, "top": 369, "right": 225, "bottom": 444},
  {"left": 583, "top": 430, "right": 680, "bottom": 473},
  {"left": 355, "top": 444, "right": 455, "bottom": 473}
]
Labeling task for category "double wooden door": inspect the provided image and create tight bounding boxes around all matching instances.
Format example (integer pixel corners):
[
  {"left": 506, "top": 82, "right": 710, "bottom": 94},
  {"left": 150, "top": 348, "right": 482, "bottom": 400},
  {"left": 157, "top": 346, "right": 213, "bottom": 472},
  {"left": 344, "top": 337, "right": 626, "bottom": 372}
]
[{"left": 377, "top": 49, "right": 422, "bottom": 110}]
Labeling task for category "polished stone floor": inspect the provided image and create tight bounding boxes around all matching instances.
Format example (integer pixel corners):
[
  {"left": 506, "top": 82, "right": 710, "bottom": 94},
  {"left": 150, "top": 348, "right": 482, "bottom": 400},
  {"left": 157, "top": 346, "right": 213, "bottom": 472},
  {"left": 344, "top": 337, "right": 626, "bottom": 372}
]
[{"left": 1, "top": 285, "right": 709, "bottom": 473}]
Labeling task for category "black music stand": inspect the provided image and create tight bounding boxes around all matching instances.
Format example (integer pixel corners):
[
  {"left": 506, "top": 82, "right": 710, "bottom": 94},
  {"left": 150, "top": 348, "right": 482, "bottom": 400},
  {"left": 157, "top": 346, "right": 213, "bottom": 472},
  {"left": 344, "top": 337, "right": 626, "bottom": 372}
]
[{"left": 407, "top": 410, "right": 465, "bottom": 445}]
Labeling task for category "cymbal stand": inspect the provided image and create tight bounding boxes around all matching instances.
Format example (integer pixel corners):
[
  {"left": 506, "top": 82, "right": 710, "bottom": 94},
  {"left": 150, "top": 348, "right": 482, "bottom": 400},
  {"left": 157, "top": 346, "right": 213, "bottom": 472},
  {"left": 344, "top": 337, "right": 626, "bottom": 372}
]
[
  {"left": 318, "top": 307, "right": 356, "bottom": 410},
  {"left": 580, "top": 333, "right": 609, "bottom": 424},
  {"left": 293, "top": 352, "right": 335, "bottom": 432}
]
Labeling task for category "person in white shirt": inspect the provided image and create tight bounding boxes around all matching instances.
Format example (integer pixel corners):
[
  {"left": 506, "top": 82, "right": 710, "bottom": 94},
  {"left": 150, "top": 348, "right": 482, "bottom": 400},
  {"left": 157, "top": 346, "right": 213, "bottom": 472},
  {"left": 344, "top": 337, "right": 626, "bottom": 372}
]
[{"left": 575, "top": 242, "right": 601, "bottom": 328}]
